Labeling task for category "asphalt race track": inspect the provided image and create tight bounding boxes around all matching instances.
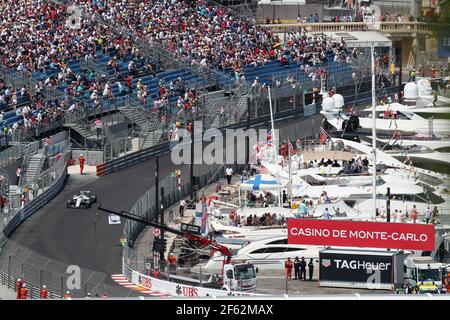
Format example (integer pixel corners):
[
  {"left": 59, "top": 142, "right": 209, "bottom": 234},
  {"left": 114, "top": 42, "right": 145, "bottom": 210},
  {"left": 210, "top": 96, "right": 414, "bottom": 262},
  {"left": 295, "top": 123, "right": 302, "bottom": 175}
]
[
  {"left": 9, "top": 154, "right": 180, "bottom": 283},
  {"left": 8, "top": 115, "right": 322, "bottom": 291}
]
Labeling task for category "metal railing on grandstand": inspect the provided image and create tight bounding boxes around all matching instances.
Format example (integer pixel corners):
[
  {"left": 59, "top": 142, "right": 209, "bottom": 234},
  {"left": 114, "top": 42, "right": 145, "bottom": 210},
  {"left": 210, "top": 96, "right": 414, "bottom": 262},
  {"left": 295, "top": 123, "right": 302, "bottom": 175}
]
[
  {"left": 0, "top": 144, "right": 28, "bottom": 168},
  {"left": 258, "top": 21, "right": 442, "bottom": 35}
]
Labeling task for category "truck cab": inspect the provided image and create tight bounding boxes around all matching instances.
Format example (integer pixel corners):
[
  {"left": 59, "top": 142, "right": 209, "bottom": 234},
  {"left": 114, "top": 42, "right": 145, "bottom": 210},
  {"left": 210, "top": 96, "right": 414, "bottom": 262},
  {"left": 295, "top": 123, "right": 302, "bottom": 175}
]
[
  {"left": 404, "top": 256, "right": 446, "bottom": 290},
  {"left": 222, "top": 263, "right": 257, "bottom": 293}
]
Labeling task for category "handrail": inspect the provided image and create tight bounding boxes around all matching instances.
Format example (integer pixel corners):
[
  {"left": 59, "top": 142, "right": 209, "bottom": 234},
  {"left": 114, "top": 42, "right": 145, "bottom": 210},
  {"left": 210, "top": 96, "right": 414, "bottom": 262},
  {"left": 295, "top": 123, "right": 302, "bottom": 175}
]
[{"left": 258, "top": 21, "right": 445, "bottom": 34}]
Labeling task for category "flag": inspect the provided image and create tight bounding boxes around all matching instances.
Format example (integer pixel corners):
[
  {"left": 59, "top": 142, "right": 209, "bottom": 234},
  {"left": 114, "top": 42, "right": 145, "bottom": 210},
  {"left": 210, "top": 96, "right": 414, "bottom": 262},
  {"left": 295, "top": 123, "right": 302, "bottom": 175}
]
[
  {"left": 200, "top": 203, "right": 208, "bottom": 236},
  {"left": 267, "top": 129, "right": 273, "bottom": 146},
  {"left": 288, "top": 139, "right": 296, "bottom": 155},
  {"left": 296, "top": 138, "right": 301, "bottom": 151},
  {"left": 319, "top": 127, "right": 328, "bottom": 145}
]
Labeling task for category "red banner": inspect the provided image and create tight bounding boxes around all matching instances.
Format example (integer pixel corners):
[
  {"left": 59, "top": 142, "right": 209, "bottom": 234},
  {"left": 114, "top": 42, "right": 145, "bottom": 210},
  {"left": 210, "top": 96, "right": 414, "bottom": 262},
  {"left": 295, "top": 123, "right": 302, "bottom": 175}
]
[{"left": 288, "top": 219, "right": 435, "bottom": 251}]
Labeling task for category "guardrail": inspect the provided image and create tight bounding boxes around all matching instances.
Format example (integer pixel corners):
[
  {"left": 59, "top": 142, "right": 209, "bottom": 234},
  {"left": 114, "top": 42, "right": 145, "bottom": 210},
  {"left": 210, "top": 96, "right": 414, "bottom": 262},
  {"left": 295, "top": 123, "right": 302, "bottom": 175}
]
[
  {"left": 2, "top": 164, "right": 67, "bottom": 237},
  {"left": 0, "top": 238, "right": 133, "bottom": 299},
  {"left": 96, "top": 142, "right": 171, "bottom": 177},
  {"left": 259, "top": 21, "right": 444, "bottom": 35}
]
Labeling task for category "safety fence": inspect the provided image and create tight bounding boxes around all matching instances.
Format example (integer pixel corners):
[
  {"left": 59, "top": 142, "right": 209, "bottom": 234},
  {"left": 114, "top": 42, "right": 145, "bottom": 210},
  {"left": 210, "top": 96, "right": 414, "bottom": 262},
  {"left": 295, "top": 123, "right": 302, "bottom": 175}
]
[
  {"left": 0, "top": 144, "right": 28, "bottom": 169},
  {"left": 1, "top": 158, "right": 67, "bottom": 238},
  {"left": 0, "top": 238, "right": 136, "bottom": 299}
]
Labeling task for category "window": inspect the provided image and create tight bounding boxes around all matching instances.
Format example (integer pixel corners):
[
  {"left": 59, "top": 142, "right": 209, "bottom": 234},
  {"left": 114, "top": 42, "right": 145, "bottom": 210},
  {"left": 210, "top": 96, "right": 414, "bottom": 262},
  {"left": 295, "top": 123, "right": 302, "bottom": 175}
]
[
  {"left": 418, "top": 269, "right": 441, "bottom": 282},
  {"left": 263, "top": 247, "right": 288, "bottom": 253},
  {"left": 249, "top": 248, "right": 267, "bottom": 254},
  {"left": 284, "top": 248, "right": 305, "bottom": 252},
  {"left": 268, "top": 239, "right": 288, "bottom": 245},
  {"left": 234, "top": 265, "right": 256, "bottom": 280}
]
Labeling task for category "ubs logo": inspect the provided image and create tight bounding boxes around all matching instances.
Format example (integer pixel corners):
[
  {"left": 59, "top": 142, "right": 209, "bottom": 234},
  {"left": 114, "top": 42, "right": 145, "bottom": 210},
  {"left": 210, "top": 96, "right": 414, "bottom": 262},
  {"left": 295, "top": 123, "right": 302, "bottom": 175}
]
[{"left": 139, "top": 275, "right": 152, "bottom": 289}]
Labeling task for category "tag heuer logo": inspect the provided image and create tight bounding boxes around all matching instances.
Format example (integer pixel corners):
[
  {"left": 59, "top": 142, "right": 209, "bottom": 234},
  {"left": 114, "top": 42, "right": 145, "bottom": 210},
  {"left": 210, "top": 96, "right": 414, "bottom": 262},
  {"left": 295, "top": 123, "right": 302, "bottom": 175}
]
[{"left": 321, "top": 259, "right": 331, "bottom": 267}]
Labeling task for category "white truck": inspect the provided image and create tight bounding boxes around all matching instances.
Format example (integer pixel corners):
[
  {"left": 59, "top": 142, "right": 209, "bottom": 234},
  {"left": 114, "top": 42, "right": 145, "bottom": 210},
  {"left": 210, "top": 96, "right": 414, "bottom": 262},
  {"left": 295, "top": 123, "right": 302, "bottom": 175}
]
[{"left": 168, "top": 262, "right": 257, "bottom": 293}]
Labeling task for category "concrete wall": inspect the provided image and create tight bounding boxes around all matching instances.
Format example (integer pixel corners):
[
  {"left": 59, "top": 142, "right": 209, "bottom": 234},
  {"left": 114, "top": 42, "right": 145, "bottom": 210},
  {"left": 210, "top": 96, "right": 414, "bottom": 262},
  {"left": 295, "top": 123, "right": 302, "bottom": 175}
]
[{"left": 70, "top": 150, "right": 104, "bottom": 166}]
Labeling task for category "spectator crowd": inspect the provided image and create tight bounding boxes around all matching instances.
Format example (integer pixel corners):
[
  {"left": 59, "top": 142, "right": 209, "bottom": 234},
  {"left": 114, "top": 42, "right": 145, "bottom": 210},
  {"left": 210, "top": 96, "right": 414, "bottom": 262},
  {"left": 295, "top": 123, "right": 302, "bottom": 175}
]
[{"left": 0, "top": 0, "right": 353, "bottom": 140}]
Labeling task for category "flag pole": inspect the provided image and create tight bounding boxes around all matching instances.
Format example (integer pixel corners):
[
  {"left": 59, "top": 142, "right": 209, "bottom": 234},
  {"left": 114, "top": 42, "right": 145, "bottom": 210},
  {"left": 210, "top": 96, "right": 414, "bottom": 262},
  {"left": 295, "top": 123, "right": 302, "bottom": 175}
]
[
  {"left": 371, "top": 45, "right": 377, "bottom": 219},
  {"left": 268, "top": 86, "right": 282, "bottom": 208},
  {"left": 287, "top": 140, "right": 292, "bottom": 200}
]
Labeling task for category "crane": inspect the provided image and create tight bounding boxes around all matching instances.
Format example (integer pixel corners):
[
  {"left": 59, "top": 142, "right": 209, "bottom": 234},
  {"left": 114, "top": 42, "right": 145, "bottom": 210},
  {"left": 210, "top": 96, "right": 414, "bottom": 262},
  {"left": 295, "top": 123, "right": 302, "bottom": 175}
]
[
  {"left": 97, "top": 205, "right": 258, "bottom": 293},
  {"left": 96, "top": 205, "right": 233, "bottom": 265}
]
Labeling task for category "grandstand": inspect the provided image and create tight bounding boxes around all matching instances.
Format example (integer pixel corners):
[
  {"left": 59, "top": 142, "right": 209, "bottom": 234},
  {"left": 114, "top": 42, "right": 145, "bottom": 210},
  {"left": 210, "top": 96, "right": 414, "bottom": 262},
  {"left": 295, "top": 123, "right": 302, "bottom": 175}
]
[{"left": 0, "top": 0, "right": 376, "bottom": 156}]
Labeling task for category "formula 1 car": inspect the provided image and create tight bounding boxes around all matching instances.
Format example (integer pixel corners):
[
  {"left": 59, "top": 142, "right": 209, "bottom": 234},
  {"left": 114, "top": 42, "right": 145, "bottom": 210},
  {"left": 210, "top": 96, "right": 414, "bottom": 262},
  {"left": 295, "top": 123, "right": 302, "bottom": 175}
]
[{"left": 67, "top": 191, "right": 97, "bottom": 209}]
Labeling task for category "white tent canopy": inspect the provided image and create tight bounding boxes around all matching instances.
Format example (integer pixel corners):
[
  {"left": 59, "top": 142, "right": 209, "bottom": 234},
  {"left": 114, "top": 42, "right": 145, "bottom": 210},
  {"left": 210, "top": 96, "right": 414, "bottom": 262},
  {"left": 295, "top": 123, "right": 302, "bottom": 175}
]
[{"left": 240, "top": 174, "right": 284, "bottom": 191}]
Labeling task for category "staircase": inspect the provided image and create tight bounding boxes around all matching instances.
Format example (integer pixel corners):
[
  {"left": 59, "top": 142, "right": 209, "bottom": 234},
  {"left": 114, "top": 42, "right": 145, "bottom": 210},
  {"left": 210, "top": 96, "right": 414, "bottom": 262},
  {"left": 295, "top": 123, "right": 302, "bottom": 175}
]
[
  {"left": 141, "top": 127, "right": 165, "bottom": 149},
  {"left": 118, "top": 105, "right": 154, "bottom": 131},
  {"left": 24, "top": 153, "right": 45, "bottom": 186},
  {"left": 69, "top": 123, "right": 90, "bottom": 137},
  {"left": 233, "top": 85, "right": 250, "bottom": 124}
]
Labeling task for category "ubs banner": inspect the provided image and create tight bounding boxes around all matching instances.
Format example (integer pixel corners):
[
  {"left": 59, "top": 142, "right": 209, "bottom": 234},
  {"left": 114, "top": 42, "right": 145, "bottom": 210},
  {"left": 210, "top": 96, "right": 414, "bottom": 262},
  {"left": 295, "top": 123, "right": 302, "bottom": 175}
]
[
  {"left": 437, "top": 27, "right": 450, "bottom": 58},
  {"left": 319, "top": 251, "right": 394, "bottom": 285},
  {"left": 288, "top": 219, "right": 435, "bottom": 251}
]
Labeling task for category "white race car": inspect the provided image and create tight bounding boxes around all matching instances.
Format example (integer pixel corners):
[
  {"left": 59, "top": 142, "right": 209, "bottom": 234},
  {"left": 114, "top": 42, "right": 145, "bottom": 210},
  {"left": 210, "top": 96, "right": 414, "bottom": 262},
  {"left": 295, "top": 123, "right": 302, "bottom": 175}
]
[{"left": 67, "top": 191, "right": 97, "bottom": 209}]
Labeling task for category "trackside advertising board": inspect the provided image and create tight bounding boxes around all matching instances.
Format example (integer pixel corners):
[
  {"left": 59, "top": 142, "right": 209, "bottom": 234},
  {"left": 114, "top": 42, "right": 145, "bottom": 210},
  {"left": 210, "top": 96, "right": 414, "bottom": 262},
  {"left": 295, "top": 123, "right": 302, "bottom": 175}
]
[
  {"left": 288, "top": 219, "right": 435, "bottom": 251},
  {"left": 318, "top": 249, "right": 405, "bottom": 290}
]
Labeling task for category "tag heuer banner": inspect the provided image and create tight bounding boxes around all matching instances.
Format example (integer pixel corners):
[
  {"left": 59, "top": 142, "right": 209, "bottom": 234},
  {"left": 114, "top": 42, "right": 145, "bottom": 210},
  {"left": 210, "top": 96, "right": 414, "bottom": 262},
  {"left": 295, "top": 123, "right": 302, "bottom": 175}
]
[{"left": 319, "top": 250, "right": 396, "bottom": 286}]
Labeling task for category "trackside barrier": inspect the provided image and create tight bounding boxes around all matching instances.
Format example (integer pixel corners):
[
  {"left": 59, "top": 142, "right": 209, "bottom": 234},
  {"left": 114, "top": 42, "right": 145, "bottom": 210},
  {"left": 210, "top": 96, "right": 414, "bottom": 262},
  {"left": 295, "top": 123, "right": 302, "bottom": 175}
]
[
  {"left": 123, "top": 264, "right": 264, "bottom": 297},
  {"left": 2, "top": 165, "right": 67, "bottom": 237},
  {"left": 96, "top": 143, "right": 171, "bottom": 177}
]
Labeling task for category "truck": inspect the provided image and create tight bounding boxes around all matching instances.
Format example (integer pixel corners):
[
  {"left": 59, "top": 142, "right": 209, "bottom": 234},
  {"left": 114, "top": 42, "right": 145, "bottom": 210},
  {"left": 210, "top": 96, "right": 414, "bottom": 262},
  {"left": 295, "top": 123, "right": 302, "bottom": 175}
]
[
  {"left": 404, "top": 256, "right": 449, "bottom": 293},
  {"left": 166, "top": 262, "right": 257, "bottom": 292},
  {"left": 97, "top": 205, "right": 257, "bottom": 293}
]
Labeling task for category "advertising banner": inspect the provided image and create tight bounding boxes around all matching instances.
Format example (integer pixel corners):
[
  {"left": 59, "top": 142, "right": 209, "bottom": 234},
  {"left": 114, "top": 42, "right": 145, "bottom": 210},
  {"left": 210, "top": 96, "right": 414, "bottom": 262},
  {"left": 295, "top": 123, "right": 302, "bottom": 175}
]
[
  {"left": 288, "top": 219, "right": 435, "bottom": 251},
  {"left": 319, "top": 251, "right": 394, "bottom": 286}
]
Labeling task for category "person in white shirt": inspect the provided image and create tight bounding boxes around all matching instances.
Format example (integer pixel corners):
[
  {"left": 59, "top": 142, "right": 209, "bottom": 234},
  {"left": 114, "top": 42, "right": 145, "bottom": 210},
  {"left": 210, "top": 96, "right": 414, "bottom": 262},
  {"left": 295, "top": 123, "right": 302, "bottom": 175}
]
[
  {"left": 225, "top": 167, "right": 233, "bottom": 185},
  {"left": 323, "top": 208, "right": 331, "bottom": 220},
  {"left": 179, "top": 199, "right": 186, "bottom": 217},
  {"left": 425, "top": 207, "right": 432, "bottom": 224}
]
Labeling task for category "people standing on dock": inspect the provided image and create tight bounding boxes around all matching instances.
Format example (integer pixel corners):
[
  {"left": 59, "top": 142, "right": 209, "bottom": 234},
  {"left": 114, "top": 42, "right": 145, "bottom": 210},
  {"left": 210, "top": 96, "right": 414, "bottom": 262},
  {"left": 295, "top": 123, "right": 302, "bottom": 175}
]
[
  {"left": 410, "top": 205, "right": 418, "bottom": 223},
  {"left": 225, "top": 167, "right": 233, "bottom": 185},
  {"left": 294, "top": 257, "right": 301, "bottom": 280},
  {"left": 432, "top": 207, "right": 439, "bottom": 224},
  {"left": 323, "top": 208, "right": 331, "bottom": 220},
  {"left": 285, "top": 257, "right": 293, "bottom": 280},
  {"left": 40, "top": 285, "right": 48, "bottom": 299},
  {"left": 15, "top": 278, "right": 23, "bottom": 300},
  {"left": 299, "top": 257, "right": 307, "bottom": 280},
  {"left": 308, "top": 259, "right": 314, "bottom": 281},
  {"left": 179, "top": 199, "right": 186, "bottom": 217},
  {"left": 168, "top": 255, "right": 177, "bottom": 272},
  {"left": 20, "top": 283, "right": 28, "bottom": 299},
  {"left": 297, "top": 200, "right": 308, "bottom": 218},
  {"left": 425, "top": 207, "right": 432, "bottom": 224}
]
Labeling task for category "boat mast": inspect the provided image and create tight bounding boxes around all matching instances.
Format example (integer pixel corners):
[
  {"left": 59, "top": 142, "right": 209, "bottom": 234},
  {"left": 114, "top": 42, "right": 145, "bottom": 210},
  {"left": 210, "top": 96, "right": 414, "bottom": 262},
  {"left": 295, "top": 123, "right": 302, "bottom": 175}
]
[
  {"left": 371, "top": 45, "right": 377, "bottom": 218},
  {"left": 268, "top": 86, "right": 282, "bottom": 208}
]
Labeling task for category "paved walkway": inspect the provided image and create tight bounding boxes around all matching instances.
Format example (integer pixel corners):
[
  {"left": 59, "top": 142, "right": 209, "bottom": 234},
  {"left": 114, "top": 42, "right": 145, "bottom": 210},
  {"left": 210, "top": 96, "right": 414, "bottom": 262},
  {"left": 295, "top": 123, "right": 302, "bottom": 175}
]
[
  {"left": 67, "top": 164, "right": 97, "bottom": 176},
  {"left": 0, "top": 283, "right": 16, "bottom": 300}
]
